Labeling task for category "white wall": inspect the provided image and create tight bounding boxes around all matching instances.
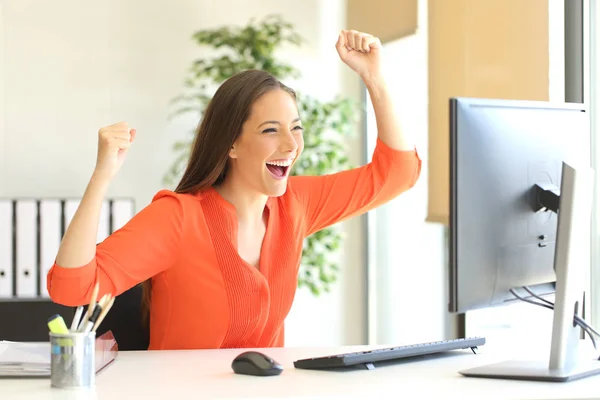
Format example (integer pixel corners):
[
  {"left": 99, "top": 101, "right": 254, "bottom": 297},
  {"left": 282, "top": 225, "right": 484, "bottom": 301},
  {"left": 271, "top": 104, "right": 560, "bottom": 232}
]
[
  {"left": 0, "top": 0, "right": 365, "bottom": 346},
  {"left": 278, "top": 0, "right": 369, "bottom": 347}
]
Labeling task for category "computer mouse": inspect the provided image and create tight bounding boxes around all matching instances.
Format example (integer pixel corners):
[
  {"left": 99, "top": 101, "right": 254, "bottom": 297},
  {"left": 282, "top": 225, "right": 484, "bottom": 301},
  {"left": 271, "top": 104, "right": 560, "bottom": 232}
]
[{"left": 231, "top": 351, "right": 283, "bottom": 376}]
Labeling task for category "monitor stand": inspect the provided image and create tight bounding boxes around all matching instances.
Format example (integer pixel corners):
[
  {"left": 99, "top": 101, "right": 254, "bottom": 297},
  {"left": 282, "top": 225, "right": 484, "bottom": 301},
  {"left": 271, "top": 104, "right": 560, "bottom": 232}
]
[
  {"left": 459, "top": 162, "right": 600, "bottom": 382},
  {"left": 459, "top": 358, "right": 600, "bottom": 382}
]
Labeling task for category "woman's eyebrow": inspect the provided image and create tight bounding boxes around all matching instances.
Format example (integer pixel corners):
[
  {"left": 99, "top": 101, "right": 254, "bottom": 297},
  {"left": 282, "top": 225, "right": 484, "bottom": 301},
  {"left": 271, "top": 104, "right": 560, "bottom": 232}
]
[{"left": 256, "top": 117, "right": 301, "bottom": 129}]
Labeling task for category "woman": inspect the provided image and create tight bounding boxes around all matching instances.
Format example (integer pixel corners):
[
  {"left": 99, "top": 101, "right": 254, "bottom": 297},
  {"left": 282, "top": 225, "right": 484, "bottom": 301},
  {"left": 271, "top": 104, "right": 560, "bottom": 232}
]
[{"left": 47, "top": 30, "right": 421, "bottom": 350}]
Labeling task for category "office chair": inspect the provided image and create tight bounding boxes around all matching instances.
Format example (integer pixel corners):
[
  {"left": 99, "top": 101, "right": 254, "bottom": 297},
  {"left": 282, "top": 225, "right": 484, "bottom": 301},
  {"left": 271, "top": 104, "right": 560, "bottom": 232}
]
[
  {"left": 0, "top": 301, "right": 74, "bottom": 342},
  {"left": 93, "top": 284, "right": 150, "bottom": 351}
]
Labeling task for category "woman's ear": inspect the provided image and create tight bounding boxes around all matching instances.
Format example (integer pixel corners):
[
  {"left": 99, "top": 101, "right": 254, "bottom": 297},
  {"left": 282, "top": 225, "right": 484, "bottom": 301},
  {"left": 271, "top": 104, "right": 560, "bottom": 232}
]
[{"left": 229, "top": 144, "right": 237, "bottom": 159}]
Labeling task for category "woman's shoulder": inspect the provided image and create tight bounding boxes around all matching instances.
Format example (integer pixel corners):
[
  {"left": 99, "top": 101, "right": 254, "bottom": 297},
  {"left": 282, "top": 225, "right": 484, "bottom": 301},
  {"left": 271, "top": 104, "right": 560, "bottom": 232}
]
[
  {"left": 152, "top": 188, "right": 200, "bottom": 203},
  {"left": 151, "top": 187, "right": 222, "bottom": 210},
  {"left": 149, "top": 188, "right": 207, "bottom": 214}
]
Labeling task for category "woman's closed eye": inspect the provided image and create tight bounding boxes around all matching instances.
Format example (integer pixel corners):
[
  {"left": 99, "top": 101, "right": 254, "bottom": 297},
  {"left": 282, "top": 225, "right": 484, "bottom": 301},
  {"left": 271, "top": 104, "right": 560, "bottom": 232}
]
[{"left": 261, "top": 126, "right": 304, "bottom": 134}]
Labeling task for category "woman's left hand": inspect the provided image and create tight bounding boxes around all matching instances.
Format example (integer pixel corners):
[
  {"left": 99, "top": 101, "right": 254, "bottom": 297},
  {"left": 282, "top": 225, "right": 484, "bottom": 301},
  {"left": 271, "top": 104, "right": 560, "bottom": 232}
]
[{"left": 335, "top": 29, "right": 382, "bottom": 81}]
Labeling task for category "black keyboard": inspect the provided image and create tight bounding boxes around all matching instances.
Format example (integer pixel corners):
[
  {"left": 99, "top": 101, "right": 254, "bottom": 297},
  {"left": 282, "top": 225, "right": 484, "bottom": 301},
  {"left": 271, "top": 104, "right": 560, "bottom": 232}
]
[{"left": 293, "top": 337, "right": 485, "bottom": 370}]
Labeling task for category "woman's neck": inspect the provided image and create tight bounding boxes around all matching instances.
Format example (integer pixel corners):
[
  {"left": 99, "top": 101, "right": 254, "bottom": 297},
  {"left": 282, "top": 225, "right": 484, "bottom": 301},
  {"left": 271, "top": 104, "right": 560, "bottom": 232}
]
[{"left": 214, "top": 177, "right": 268, "bottom": 225}]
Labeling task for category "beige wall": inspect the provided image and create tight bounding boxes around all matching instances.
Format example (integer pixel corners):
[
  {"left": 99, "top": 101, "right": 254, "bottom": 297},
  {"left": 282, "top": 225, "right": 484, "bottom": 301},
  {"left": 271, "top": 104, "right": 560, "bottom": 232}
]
[
  {"left": 427, "top": 0, "right": 550, "bottom": 224},
  {"left": 347, "top": 0, "right": 550, "bottom": 224},
  {"left": 347, "top": 0, "right": 417, "bottom": 43}
]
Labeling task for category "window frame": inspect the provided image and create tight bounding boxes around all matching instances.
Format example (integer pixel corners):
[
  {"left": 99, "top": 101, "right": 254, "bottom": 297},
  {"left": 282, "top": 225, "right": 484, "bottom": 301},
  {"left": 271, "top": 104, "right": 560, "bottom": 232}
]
[{"left": 588, "top": 0, "right": 600, "bottom": 330}]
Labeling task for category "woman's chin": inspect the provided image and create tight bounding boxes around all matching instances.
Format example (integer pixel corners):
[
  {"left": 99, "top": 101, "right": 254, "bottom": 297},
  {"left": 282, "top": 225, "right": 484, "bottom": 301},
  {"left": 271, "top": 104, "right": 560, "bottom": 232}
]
[
  {"left": 262, "top": 171, "right": 289, "bottom": 196},
  {"left": 266, "top": 182, "right": 288, "bottom": 197}
]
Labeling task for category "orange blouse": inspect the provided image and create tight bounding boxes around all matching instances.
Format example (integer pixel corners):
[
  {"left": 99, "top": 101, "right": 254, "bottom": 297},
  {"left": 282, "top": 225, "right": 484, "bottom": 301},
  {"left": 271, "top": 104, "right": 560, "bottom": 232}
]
[{"left": 47, "top": 138, "right": 421, "bottom": 350}]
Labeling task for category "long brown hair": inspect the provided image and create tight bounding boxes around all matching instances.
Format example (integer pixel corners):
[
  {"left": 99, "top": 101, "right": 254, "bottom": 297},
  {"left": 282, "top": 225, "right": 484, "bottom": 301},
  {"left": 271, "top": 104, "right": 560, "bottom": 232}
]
[{"left": 140, "top": 70, "right": 297, "bottom": 330}]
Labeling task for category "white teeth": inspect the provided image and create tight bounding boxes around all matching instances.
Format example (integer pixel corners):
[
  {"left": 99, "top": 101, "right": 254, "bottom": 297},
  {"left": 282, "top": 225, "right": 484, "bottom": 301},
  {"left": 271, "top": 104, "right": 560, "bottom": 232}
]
[{"left": 266, "top": 159, "right": 292, "bottom": 167}]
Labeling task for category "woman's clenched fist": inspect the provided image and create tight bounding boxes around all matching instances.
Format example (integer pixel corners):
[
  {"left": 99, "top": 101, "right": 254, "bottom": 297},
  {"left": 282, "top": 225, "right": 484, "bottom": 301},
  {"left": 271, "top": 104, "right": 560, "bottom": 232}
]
[{"left": 94, "top": 122, "right": 136, "bottom": 181}]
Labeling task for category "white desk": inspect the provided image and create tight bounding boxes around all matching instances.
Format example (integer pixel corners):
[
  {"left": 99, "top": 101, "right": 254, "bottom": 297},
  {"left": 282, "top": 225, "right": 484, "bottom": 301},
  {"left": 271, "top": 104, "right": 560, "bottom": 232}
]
[{"left": 3, "top": 343, "right": 600, "bottom": 400}]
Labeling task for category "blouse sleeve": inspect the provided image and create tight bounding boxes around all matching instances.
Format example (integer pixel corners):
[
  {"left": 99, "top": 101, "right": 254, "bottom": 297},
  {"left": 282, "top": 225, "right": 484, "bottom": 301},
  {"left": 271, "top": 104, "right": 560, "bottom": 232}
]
[
  {"left": 288, "top": 138, "right": 422, "bottom": 237},
  {"left": 46, "top": 190, "right": 184, "bottom": 306}
]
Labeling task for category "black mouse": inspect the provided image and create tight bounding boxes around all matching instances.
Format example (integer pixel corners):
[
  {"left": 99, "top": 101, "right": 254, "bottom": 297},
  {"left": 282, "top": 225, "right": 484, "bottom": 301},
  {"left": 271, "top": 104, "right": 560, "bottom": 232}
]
[{"left": 231, "top": 351, "right": 283, "bottom": 376}]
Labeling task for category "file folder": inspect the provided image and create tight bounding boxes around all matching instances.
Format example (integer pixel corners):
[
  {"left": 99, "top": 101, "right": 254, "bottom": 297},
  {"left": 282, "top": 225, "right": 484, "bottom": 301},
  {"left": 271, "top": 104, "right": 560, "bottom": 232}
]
[
  {"left": 15, "top": 200, "right": 37, "bottom": 298},
  {"left": 39, "top": 200, "right": 62, "bottom": 298},
  {"left": 63, "top": 199, "right": 80, "bottom": 235},
  {"left": 97, "top": 200, "right": 110, "bottom": 243},
  {"left": 0, "top": 200, "right": 13, "bottom": 298},
  {"left": 111, "top": 198, "right": 134, "bottom": 232}
]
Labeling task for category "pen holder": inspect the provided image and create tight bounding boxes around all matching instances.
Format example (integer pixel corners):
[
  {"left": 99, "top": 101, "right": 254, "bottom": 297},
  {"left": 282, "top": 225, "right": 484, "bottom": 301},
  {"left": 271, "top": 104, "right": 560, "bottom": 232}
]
[{"left": 49, "top": 331, "right": 96, "bottom": 389}]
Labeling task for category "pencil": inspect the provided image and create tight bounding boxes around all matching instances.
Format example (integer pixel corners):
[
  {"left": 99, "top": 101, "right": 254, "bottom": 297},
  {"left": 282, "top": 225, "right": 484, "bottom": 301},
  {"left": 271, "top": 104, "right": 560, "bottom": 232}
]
[
  {"left": 99, "top": 293, "right": 112, "bottom": 309},
  {"left": 92, "top": 296, "right": 115, "bottom": 332}
]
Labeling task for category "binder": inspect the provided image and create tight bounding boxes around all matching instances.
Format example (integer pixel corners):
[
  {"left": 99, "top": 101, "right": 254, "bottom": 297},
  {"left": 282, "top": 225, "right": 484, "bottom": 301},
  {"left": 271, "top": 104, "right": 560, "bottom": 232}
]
[
  {"left": 97, "top": 200, "right": 110, "bottom": 243},
  {"left": 39, "top": 200, "right": 62, "bottom": 298},
  {"left": 0, "top": 196, "right": 136, "bottom": 300},
  {"left": 63, "top": 199, "right": 80, "bottom": 235},
  {"left": 111, "top": 199, "right": 134, "bottom": 232},
  {"left": 0, "top": 200, "right": 12, "bottom": 298},
  {"left": 15, "top": 200, "right": 37, "bottom": 298}
]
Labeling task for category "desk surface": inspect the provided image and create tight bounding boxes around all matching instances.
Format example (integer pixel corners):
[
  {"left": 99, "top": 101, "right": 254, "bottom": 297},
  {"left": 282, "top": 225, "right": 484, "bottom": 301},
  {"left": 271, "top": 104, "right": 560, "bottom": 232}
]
[{"left": 4, "top": 343, "right": 600, "bottom": 400}]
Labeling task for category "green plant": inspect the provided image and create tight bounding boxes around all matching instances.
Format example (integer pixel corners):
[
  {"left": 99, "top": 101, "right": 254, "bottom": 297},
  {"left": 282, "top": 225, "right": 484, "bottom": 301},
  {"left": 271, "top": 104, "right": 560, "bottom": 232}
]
[{"left": 166, "top": 14, "right": 357, "bottom": 296}]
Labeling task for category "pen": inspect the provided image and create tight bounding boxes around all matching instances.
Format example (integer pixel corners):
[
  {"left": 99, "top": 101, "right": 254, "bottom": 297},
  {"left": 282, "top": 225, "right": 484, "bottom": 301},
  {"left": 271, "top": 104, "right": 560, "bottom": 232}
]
[
  {"left": 81, "top": 304, "right": 103, "bottom": 334},
  {"left": 78, "top": 282, "right": 99, "bottom": 331},
  {"left": 70, "top": 306, "right": 84, "bottom": 332},
  {"left": 80, "top": 292, "right": 111, "bottom": 333}
]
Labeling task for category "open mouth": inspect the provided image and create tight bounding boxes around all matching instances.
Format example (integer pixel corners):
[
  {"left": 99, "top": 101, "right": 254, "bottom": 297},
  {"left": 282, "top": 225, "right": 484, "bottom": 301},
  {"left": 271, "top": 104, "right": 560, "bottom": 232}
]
[{"left": 266, "top": 160, "right": 292, "bottom": 180}]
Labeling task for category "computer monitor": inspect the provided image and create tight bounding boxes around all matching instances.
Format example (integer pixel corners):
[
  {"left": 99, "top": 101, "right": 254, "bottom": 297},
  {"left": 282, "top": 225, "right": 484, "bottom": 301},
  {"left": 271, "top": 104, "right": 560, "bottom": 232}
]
[{"left": 448, "top": 97, "right": 600, "bottom": 382}]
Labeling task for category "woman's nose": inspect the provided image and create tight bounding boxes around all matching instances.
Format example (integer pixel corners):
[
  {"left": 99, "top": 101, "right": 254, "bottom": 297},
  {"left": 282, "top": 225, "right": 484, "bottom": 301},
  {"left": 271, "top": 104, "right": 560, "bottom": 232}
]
[{"left": 280, "top": 132, "right": 299, "bottom": 153}]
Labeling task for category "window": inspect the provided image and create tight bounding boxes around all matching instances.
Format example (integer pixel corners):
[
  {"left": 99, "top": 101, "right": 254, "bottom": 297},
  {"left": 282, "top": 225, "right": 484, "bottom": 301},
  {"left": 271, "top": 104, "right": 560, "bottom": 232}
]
[
  {"left": 365, "top": 0, "right": 449, "bottom": 346},
  {"left": 366, "top": 0, "right": 595, "bottom": 346},
  {"left": 589, "top": 0, "right": 600, "bottom": 329}
]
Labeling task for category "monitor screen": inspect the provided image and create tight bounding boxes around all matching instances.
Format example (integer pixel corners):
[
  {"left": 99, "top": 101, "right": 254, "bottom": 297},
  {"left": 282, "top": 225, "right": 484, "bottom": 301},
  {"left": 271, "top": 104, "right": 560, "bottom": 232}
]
[{"left": 448, "top": 97, "right": 589, "bottom": 314}]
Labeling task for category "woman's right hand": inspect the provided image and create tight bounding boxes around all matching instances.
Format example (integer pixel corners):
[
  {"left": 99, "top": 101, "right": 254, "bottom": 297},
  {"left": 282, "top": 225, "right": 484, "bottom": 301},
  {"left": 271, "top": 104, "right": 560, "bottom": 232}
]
[{"left": 93, "top": 122, "right": 136, "bottom": 181}]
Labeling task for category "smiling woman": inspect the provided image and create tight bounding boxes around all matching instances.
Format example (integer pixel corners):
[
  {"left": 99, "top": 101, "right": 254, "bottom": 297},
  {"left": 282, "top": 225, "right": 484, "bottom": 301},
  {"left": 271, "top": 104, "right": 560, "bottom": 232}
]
[
  {"left": 215, "top": 87, "right": 305, "bottom": 200},
  {"left": 174, "top": 72, "right": 301, "bottom": 199},
  {"left": 45, "top": 30, "right": 422, "bottom": 350},
  {"left": 262, "top": 117, "right": 301, "bottom": 181}
]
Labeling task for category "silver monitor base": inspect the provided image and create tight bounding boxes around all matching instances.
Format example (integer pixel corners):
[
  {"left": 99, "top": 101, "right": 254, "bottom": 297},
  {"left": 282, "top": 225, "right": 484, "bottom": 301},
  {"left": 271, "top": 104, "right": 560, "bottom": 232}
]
[{"left": 460, "top": 359, "right": 600, "bottom": 382}]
